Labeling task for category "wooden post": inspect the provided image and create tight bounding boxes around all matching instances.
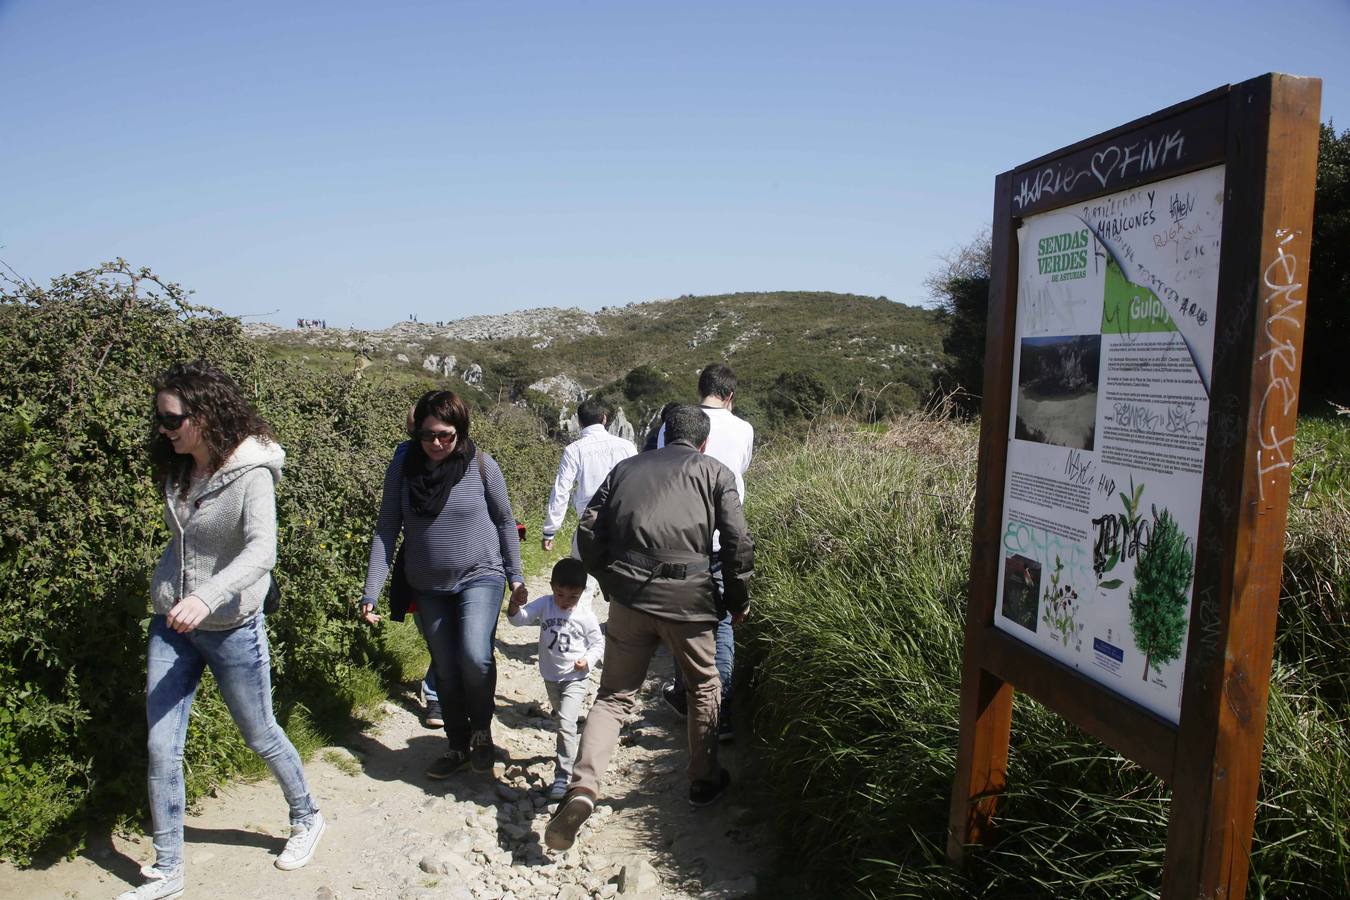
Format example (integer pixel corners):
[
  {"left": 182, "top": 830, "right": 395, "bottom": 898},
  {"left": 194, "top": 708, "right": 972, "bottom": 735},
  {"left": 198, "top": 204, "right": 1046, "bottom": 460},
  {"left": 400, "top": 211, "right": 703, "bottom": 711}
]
[
  {"left": 1162, "top": 73, "right": 1321, "bottom": 900},
  {"left": 947, "top": 172, "right": 1019, "bottom": 861}
]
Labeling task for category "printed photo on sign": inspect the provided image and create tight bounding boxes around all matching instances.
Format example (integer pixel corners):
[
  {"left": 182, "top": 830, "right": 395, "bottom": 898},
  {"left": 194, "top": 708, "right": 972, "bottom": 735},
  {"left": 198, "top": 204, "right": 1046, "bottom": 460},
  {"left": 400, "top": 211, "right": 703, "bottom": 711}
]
[{"left": 1016, "top": 335, "right": 1102, "bottom": 451}]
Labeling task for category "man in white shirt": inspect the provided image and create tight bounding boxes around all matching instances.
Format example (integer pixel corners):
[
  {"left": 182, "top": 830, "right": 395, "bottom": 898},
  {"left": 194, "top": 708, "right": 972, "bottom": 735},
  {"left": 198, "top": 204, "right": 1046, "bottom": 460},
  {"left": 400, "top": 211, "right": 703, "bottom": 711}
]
[
  {"left": 658, "top": 364, "right": 754, "bottom": 740},
  {"left": 542, "top": 399, "right": 638, "bottom": 580}
]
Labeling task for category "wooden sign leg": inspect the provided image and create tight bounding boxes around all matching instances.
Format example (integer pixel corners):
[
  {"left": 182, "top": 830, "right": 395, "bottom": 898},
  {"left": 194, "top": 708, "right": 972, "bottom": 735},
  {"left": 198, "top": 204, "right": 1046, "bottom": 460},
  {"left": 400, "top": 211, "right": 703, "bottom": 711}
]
[
  {"left": 1161, "top": 73, "right": 1320, "bottom": 900},
  {"left": 947, "top": 660, "right": 1014, "bottom": 863}
]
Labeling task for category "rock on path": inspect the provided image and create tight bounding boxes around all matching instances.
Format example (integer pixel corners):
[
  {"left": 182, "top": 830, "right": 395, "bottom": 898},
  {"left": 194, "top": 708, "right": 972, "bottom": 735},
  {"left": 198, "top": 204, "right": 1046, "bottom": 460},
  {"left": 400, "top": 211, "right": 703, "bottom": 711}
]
[{"left": 0, "top": 574, "right": 768, "bottom": 900}]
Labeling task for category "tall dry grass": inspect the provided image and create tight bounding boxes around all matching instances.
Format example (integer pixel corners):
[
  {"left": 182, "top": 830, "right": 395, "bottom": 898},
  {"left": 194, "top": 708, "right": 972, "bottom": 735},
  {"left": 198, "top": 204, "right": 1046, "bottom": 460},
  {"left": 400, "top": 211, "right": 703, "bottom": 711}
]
[{"left": 742, "top": 412, "right": 1350, "bottom": 898}]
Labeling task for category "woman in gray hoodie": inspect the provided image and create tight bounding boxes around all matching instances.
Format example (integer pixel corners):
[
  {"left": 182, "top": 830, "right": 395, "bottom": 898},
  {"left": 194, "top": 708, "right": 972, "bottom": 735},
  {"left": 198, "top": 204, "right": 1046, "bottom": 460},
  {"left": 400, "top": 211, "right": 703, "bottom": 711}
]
[{"left": 119, "top": 362, "right": 323, "bottom": 900}]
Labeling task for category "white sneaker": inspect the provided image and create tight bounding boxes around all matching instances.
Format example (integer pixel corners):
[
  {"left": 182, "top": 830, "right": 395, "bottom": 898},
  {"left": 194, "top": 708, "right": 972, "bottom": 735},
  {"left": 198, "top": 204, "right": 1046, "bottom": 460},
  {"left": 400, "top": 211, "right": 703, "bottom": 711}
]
[
  {"left": 116, "top": 868, "right": 184, "bottom": 900},
  {"left": 275, "top": 812, "right": 326, "bottom": 870}
]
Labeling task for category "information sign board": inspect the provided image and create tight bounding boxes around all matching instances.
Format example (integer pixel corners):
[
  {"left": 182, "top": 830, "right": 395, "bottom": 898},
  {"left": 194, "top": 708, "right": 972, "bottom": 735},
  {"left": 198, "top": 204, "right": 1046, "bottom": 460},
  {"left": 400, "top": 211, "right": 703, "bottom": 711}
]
[{"left": 946, "top": 73, "right": 1321, "bottom": 900}]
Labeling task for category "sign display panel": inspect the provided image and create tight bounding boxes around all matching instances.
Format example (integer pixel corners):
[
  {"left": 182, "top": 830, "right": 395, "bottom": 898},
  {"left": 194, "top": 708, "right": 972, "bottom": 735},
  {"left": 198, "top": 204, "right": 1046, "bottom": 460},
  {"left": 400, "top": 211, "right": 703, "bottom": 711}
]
[{"left": 992, "top": 165, "right": 1225, "bottom": 722}]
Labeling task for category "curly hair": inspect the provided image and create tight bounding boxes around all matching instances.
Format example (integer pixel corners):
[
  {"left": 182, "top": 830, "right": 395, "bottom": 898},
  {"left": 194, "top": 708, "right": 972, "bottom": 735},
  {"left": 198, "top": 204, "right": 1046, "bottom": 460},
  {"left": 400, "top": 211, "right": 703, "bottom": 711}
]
[{"left": 150, "top": 360, "right": 274, "bottom": 494}]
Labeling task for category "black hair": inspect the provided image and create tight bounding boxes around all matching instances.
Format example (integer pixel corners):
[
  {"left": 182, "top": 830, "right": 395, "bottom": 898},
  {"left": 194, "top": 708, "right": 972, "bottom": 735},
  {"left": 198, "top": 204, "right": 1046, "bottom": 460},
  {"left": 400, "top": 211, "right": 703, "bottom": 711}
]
[
  {"left": 412, "top": 390, "right": 471, "bottom": 454},
  {"left": 698, "top": 363, "right": 736, "bottom": 401},
  {"left": 664, "top": 404, "right": 711, "bottom": 447},
  {"left": 550, "top": 557, "right": 588, "bottom": 589},
  {"left": 577, "top": 398, "right": 608, "bottom": 428}
]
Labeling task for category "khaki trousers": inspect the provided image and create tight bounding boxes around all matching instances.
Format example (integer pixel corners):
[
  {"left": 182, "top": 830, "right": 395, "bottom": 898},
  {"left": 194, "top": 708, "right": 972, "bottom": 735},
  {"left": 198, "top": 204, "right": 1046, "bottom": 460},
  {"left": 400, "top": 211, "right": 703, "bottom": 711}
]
[{"left": 570, "top": 601, "right": 721, "bottom": 797}]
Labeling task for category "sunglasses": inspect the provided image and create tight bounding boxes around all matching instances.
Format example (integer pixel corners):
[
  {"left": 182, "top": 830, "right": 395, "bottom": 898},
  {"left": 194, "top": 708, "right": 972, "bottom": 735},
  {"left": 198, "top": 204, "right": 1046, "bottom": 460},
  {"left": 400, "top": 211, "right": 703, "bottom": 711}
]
[
  {"left": 417, "top": 429, "right": 458, "bottom": 445},
  {"left": 154, "top": 412, "right": 191, "bottom": 430}
]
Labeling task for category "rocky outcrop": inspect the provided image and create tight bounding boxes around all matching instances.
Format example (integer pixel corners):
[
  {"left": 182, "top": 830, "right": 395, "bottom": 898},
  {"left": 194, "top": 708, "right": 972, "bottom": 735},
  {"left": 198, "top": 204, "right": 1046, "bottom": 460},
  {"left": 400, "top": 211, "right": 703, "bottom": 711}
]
[
  {"left": 609, "top": 407, "right": 636, "bottom": 443},
  {"left": 463, "top": 363, "right": 483, "bottom": 387},
  {"left": 528, "top": 374, "right": 587, "bottom": 405},
  {"left": 423, "top": 354, "right": 458, "bottom": 377},
  {"left": 245, "top": 307, "right": 605, "bottom": 358}
]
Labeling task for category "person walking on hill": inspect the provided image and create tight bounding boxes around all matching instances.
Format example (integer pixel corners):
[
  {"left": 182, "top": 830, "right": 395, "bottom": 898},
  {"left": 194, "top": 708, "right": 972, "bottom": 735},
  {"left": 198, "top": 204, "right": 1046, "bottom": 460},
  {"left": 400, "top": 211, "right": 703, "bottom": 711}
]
[
  {"left": 358, "top": 390, "right": 527, "bottom": 778},
  {"left": 658, "top": 364, "right": 754, "bottom": 740},
  {"left": 121, "top": 361, "right": 324, "bottom": 900},
  {"left": 540, "top": 398, "right": 636, "bottom": 599},
  {"left": 545, "top": 405, "right": 754, "bottom": 852}
]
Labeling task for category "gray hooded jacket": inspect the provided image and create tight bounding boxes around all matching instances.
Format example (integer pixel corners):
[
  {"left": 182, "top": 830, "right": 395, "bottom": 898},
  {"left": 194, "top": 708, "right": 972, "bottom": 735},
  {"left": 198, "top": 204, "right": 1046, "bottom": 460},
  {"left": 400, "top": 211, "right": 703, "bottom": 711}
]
[{"left": 150, "top": 436, "right": 284, "bottom": 631}]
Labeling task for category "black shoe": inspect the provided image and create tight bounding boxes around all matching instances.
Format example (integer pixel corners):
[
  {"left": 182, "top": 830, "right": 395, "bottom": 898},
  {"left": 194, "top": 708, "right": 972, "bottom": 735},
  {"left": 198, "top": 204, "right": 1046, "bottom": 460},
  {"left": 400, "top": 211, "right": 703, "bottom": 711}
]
[
  {"left": 717, "top": 715, "right": 734, "bottom": 743},
  {"left": 469, "top": 729, "right": 495, "bottom": 773},
  {"left": 544, "top": 791, "right": 595, "bottom": 851},
  {"left": 426, "top": 750, "right": 470, "bottom": 779},
  {"left": 422, "top": 700, "right": 444, "bottom": 729},
  {"left": 661, "top": 681, "right": 688, "bottom": 718},
  {"left": 689, "top": 768, "right": 731, "bottom": 808}
]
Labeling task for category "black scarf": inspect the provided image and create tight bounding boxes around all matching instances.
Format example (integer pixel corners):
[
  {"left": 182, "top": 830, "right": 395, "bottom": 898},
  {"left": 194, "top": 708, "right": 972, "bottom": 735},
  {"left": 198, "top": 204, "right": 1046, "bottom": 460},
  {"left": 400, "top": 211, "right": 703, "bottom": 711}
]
[{"left": 404, "top": 437, "right": 477, "bottom": 518}]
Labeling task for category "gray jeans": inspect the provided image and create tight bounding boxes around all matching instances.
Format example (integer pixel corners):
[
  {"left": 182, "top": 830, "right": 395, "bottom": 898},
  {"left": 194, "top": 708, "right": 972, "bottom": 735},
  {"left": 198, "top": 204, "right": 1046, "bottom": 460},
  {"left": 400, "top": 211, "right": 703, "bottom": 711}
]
[{"left": 545, "top": 678, "right": 591, "bottom": 782}]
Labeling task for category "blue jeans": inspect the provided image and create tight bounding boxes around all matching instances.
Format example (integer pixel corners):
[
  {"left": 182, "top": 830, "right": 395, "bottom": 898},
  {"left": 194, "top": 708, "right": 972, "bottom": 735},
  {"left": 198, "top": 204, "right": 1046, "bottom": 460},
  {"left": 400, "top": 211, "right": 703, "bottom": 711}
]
[
  {"left": 413, "top": 611, "right": 438, "bottom": 703},
  {"left": 671, "top": 566, "right": 733, "bottom": 714},
  {"left": 145, "top": 614, "right": 317, "bottom": 873},
  {"left": 414, "top": 578, "right": 505, "bottom": 750}
]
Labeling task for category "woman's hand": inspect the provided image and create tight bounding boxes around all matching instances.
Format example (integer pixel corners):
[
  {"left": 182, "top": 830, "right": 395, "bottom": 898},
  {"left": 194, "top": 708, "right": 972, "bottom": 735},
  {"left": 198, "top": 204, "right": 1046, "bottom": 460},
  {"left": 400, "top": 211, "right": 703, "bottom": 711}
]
[
  {"left": 167, "top": 595, "right": 210, "bottom": 633},
  {"left": 359, "top": 601, "right": 382, "bottom": 626},
  {"left": 508, "top": 582, "right": 528, "bottom": 609}
]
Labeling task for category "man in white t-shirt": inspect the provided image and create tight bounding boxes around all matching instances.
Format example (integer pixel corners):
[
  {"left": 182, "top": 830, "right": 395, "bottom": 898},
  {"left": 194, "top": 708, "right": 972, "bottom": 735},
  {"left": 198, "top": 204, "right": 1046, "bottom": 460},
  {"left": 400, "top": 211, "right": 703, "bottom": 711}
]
[
  {"left": 657, "top": 364, "right": 754, "bottom": 740},
  {"left": 542, "top": 398, "right": 638, "bottom": 602}
]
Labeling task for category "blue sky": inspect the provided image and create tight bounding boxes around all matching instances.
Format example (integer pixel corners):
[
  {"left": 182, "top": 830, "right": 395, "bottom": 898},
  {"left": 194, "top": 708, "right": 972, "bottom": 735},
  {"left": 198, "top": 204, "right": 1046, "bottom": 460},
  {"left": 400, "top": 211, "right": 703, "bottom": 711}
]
[{"left": 2, "top": 0, "right": 1347, "bottom": 328}]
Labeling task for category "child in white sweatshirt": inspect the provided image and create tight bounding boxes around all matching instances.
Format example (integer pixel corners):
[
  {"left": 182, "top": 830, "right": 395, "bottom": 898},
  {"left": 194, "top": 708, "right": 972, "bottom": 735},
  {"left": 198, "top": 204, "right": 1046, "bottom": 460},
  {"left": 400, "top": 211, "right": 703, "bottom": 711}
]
[{"left": 507, "top": 558, "right": 604, "bottom": 800}]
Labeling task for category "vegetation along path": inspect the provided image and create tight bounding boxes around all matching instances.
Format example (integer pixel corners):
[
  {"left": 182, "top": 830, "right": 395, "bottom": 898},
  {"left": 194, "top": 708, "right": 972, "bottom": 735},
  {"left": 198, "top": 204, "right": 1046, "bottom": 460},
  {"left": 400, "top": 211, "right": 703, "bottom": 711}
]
[{"left": 0, "top": 573, "right": 767, "bottom": 900}]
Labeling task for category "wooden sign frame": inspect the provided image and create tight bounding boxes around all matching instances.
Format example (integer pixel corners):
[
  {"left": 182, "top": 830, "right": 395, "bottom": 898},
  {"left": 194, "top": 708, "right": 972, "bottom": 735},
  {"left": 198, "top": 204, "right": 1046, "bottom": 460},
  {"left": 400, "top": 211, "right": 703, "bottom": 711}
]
[{"left": 947, "top": 73, "right": 1321, "bottom": 900}]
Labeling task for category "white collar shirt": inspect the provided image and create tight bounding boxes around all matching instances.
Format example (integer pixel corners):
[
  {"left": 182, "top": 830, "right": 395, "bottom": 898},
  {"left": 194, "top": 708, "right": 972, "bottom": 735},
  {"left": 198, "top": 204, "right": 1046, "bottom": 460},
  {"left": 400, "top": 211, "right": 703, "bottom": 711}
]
[{"left": 542, "top": 424, "right": 638, "bottom": 538}]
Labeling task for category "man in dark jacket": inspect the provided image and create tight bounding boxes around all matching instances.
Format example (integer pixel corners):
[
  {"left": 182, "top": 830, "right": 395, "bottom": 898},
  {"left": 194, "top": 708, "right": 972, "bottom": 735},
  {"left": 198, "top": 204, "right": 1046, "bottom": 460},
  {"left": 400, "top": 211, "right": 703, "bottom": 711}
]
[{"left": 544, "top": 405, "right": 753, "bottom": 852}]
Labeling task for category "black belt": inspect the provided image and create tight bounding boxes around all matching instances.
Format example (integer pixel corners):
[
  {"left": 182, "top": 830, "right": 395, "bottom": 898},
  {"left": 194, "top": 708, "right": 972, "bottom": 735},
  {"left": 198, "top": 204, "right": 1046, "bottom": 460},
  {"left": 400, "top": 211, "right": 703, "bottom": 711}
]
[{"left": 617, "top": 549, "right": 711, "bottom": 580}]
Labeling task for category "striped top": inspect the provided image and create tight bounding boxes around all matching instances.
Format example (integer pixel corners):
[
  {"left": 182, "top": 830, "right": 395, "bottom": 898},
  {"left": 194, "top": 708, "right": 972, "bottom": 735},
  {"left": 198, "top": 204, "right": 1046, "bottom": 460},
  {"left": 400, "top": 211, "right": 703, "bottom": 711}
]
[{"left": 362, "top": 443, "right": 523, "bottom": 605}]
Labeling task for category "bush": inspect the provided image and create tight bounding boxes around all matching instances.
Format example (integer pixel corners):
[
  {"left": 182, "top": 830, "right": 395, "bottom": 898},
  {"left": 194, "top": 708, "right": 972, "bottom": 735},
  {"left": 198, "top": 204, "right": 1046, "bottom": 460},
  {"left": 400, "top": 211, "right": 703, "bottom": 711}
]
[
  {"left": 0, "top": 262, "right": 560, "bottom": 863},
  {"left": 742, "top": 413, "right": 1350, "bottom": 898}
]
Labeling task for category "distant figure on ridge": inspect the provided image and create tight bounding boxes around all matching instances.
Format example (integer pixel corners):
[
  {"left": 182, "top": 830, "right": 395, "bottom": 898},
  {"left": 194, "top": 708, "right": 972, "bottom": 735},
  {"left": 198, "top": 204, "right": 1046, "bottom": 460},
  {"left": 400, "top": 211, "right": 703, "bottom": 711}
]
[
  {"left": 545, "top": 405, "right": 754, "bottom": 852},
  {"left": 657, "top": 363, "right": 754, "bottom": 740}
]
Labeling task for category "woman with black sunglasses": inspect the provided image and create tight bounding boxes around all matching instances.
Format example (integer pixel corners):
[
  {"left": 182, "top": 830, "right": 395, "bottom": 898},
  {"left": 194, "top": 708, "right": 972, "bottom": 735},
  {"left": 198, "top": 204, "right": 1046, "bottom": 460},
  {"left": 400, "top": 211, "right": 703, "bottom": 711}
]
[
  {"left": 120, "top": 361, "right": 323, "bottom": 900},
  {"left": 358, "top": 390, "right": 527, "bottom": 778}
]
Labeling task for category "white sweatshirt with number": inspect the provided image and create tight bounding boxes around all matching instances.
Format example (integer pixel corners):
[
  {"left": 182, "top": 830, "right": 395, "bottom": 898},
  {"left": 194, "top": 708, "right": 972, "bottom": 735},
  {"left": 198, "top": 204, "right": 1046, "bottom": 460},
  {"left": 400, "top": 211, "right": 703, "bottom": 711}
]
[{"left": 508, "top": 594, "right": 605, "bottom": 683}]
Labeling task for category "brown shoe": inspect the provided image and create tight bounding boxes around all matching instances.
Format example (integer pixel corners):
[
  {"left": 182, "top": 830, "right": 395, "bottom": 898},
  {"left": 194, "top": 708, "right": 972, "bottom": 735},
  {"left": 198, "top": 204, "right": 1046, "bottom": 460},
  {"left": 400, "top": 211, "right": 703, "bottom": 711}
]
[{"left": 544, "top": 791, "right": 595, "bottom": 851}]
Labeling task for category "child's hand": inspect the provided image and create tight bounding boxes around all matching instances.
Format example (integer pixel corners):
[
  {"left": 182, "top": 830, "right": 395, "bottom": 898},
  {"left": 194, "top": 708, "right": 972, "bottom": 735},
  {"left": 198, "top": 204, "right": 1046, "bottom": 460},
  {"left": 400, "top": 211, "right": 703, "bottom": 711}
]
[{"left": 574, "top": 659, "right": 588, "bottom": 671}]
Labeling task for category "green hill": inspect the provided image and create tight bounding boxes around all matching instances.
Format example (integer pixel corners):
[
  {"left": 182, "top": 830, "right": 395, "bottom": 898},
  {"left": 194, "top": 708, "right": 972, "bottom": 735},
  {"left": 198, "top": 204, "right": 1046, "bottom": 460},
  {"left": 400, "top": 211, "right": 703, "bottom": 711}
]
[{"left": 248, "top": 291, "right": 945, "bottom": 433}]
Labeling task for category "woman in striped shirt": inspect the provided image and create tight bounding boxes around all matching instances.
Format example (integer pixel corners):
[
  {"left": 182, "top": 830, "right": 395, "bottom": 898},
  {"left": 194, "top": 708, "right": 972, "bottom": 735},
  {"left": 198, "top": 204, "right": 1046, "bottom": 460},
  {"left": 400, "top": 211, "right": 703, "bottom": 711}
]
[{"left": 359, "top": 391, "right": 527, "bottom": 777}]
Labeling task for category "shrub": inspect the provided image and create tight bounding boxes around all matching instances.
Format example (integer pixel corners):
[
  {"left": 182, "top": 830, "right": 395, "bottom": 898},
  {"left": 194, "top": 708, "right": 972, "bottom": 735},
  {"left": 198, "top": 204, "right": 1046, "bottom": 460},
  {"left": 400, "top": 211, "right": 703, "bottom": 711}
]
[{"left": 0, "top": 262, "right": 560, "bottom": 863}]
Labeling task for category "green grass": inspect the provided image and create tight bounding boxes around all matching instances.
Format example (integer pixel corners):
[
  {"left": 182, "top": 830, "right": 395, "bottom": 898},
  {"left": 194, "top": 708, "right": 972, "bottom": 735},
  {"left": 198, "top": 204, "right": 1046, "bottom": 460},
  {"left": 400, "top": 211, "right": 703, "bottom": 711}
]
[
  {"left": 321, "top": 749, "right": 363, "bottom": 777},
  {"left": 742, "top": 414, "right": 1350, "bottom": 899}
]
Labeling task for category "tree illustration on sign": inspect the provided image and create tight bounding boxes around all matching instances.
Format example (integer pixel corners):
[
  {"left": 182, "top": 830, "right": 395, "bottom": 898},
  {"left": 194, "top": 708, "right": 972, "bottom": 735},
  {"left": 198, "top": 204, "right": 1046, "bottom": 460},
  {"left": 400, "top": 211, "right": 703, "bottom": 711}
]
[{"left": 1128, "top": 508, "right": 1193, "bottom": 680}]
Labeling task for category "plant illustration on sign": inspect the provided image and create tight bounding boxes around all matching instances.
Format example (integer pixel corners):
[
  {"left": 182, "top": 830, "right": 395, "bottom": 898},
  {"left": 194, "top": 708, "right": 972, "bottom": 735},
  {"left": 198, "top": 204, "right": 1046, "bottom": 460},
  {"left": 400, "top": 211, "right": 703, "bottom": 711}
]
[
  {"left": 1094, "top": 475, "right": 1145, "bottom": 590},
  {"left": 1128, "top": 507, "right": 1194, "bottom": 681},
  {"left": 1040, "top": 556, "right": 1084, "bottom": 651}
]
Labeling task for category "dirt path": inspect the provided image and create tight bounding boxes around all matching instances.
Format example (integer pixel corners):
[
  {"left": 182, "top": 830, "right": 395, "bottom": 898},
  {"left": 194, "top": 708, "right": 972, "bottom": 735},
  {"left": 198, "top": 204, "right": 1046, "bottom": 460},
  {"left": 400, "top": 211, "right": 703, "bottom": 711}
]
[{"left": 0, "top": 575, "right": 768, "bottom": 900}]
